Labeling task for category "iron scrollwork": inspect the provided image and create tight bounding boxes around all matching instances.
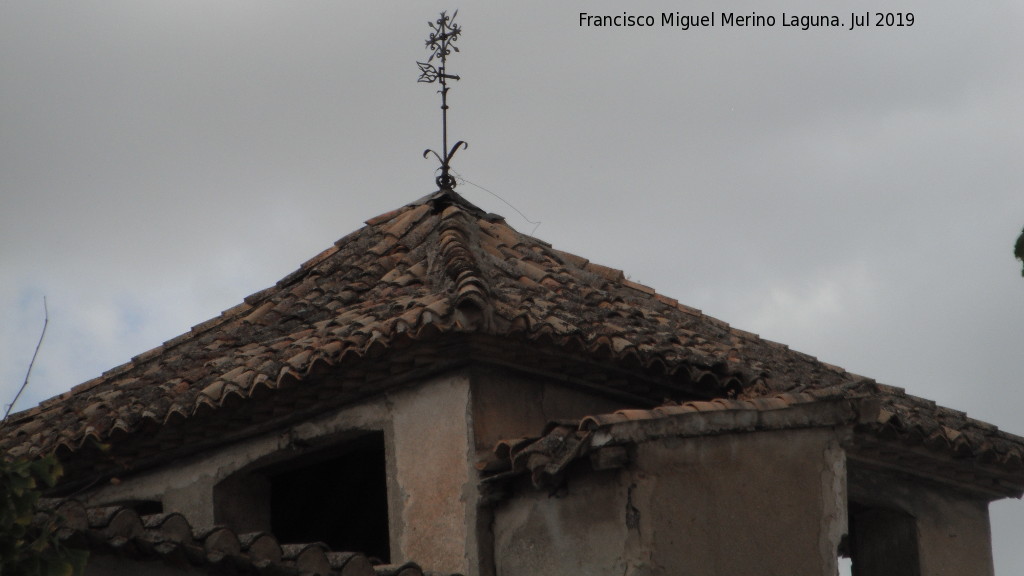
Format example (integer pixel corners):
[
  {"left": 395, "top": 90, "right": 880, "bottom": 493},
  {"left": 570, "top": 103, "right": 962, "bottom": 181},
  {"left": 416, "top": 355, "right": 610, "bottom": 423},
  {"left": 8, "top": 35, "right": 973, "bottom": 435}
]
[{"left": 417, "top": 10, "right": 467, "bottom": 190}]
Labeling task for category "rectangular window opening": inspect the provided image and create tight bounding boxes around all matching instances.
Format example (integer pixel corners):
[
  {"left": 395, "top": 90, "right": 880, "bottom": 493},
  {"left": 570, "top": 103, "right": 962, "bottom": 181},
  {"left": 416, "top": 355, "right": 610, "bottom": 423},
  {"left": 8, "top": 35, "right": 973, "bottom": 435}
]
[
  {"left": 268, "top": 431, "right": 390, "bottom": 562},
  {"left": 845, "top": 502, "right": 921, "bottom": 576}
]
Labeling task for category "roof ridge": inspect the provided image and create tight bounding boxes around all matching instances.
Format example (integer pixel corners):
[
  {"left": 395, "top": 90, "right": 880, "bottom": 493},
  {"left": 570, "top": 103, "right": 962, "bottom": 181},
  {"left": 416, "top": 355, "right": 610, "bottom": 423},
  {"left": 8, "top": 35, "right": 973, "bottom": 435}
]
[
  {"left": 435, "top": 203, "right": 493, "bottom": 331},
  {"left": 409, "top": 188, "right": 489, "bottom": 217}
]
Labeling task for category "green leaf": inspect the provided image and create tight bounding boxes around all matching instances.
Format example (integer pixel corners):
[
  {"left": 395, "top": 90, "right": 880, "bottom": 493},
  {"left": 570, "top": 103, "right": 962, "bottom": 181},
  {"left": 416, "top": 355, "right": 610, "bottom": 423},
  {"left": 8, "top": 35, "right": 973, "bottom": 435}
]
[{"left": 0, "top": 455, "right": 87, "bottom": 576}]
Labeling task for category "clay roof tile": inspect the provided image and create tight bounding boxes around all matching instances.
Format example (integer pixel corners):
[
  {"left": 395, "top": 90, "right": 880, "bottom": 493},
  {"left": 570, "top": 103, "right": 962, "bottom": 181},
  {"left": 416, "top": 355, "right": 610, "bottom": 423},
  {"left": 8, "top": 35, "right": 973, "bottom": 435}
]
[{"left": 4, "top": 189, "right": 1023, "bottom": 485}]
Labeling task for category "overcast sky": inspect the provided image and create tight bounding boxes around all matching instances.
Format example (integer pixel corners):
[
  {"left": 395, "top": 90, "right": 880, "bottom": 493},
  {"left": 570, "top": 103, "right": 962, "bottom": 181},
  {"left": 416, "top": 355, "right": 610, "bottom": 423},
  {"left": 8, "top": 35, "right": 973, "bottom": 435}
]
[{"left": 2, "top": 1, "right": 1022, "bottom": 572}]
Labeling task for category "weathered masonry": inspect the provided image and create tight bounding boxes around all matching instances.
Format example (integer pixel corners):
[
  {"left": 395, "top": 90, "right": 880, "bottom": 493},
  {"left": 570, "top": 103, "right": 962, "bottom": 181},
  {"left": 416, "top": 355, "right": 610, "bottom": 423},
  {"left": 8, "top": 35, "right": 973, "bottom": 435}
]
[{"left": 5, "top": 190, "right": 1024, "bottom": 576}]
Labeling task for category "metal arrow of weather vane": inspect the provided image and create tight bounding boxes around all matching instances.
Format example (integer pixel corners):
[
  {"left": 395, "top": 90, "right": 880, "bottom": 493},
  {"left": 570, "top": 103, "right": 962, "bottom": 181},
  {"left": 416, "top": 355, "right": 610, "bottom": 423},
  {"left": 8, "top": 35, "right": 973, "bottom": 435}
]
[{"left": 418, "top": 10, "right": 467, "bottom": 190}]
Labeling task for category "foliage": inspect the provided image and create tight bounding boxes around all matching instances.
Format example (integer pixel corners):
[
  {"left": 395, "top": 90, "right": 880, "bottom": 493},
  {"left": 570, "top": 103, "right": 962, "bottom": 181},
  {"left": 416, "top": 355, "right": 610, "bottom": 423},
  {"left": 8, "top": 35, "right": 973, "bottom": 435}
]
[
  {"left": 1016, "top": 227, "right": 1024, "bottom": 277},
  {"left": 0, "top": 454, "right": 87, "bottom": 576}
]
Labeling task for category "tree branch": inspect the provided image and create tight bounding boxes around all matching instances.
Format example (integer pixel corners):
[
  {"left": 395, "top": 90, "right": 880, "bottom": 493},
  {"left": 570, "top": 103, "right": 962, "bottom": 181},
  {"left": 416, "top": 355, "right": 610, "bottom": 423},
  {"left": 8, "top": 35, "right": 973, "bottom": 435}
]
[{"left": 2, "top": 296, "right": 48, "bottom": 426}]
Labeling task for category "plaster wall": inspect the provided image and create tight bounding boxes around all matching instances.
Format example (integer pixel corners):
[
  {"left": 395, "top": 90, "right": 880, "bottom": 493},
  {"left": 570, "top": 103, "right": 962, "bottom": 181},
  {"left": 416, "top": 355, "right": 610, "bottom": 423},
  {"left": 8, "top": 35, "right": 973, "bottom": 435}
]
[
  {"left": 470, "top": 369, "right": 631, "bottom": 455},
  {"left": 388, "top": 373, "right": 474, "bottom": 575},
  {"left": 470, "top": 368, "right": 636, "bottom": 576},
  {"left": 493, "top": 470, "right": 630, "bottom": 576},
  {"left": 635, "top": 428, "right": 846, "bottom": 576},
  {"left": 917, "top": 494, "right": 995, "bottom": 573},
  {"left": 916, "top": 495, "right": 993, "bottom": 576},
  {"left": 493, "top": 427, "right": 847, "bottom": 576}
]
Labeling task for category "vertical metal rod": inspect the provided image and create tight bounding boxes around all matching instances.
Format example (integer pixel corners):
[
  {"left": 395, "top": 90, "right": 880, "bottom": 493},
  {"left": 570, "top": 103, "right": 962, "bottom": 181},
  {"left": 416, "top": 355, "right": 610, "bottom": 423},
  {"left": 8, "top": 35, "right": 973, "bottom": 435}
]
[{"left": 440, "top": 70, "right": 449, "bottom": 174}]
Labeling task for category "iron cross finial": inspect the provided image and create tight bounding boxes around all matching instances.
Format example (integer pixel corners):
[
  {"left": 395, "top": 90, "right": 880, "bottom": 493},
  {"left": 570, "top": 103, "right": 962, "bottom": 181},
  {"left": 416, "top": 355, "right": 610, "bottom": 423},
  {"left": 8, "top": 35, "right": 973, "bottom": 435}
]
[{"left": 418, "top": 10, "right": 467, "bottom": 190}]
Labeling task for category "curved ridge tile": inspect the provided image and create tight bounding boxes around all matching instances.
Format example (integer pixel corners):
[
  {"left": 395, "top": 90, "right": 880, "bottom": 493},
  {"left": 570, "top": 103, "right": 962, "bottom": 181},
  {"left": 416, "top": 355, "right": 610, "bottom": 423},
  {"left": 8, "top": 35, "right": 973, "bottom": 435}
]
[{"left": 435, "top": 210, "right": 492, "bottom": 321}]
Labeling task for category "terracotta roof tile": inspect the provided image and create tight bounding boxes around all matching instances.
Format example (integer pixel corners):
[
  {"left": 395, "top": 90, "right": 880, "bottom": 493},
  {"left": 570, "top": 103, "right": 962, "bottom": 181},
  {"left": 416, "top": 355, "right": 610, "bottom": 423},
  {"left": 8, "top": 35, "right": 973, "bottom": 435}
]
[
  {"left": 583, "top": 261, "right": 625, "bottom": 282},
  {"left": 4, "top": 189, "right": 1023, "bottom": 487},
  {"left": 489, "top": 387, "right": 1024, "bottom": 497},
  {"left": 622, "top": 279, "right": 656, "bottom": 296},
  {"left": 483, "top": 393, "right": 860, "bottom": 488},
  {"left": 43, "top": 500, "right": 447, "bottom": 576}
]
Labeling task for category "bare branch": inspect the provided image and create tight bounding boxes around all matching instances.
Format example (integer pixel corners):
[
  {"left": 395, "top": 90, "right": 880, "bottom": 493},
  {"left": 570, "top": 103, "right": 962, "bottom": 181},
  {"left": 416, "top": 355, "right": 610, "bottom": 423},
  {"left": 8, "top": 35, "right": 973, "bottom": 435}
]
[{"left": 2, "top": 296, "right": 48, "bottom": 426}]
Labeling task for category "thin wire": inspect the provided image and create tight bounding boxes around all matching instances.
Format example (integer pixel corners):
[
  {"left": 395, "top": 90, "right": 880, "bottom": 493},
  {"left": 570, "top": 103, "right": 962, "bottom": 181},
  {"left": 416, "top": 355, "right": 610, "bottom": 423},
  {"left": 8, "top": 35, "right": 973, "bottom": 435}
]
[
  {"left": 2, "top": 296, "right": 48, "bottom": 426},
  {"left": 451, "top": 170, "right": 542, "bottom": 236}
]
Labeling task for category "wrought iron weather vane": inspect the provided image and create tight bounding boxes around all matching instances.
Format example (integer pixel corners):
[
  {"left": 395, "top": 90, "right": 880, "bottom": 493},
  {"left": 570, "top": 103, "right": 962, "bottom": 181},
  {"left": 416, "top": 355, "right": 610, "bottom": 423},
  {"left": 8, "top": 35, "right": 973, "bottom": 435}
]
[{"left": 418, "top": 10, "right": 467, "bottom": 190}]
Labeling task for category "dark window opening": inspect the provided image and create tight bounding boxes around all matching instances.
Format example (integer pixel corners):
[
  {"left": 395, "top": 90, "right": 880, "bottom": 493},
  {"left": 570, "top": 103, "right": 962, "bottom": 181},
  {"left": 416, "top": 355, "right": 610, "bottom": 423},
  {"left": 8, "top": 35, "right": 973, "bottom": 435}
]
[
  {"left": 107, "top": 499, "right": 163, "bottom": 516},
  {"left": 269, "top": 432, "right": 390, "bottom": 562},
  {"left": 844, "top": 503, "right": 920, "bottom": 576}
]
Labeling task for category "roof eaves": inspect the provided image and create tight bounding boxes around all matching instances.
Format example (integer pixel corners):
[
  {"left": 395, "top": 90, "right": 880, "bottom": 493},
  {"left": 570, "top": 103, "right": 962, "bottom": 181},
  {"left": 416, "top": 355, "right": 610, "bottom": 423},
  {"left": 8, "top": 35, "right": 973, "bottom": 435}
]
[{"left": 848, "top": 438, "right": 1024, "bottom": 500}]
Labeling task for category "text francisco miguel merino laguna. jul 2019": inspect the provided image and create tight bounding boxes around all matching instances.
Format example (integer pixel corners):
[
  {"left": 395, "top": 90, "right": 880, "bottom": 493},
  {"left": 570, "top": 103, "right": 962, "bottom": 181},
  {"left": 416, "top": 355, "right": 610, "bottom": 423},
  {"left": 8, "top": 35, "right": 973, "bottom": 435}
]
[{"left": 580, "top": 11, "right": 915, "bottom": 31}]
